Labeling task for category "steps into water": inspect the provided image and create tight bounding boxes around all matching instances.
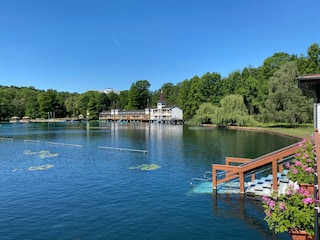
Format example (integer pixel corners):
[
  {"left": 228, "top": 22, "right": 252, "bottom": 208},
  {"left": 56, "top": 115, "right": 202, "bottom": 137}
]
[{"left": 191, "top": 170, "right": 290, "bottom": 197}]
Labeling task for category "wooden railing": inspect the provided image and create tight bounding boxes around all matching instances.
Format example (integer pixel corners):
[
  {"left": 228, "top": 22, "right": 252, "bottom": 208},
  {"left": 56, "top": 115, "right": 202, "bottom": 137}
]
[{"left": 212, "top": 142, "right": 301, "bottom": 194}]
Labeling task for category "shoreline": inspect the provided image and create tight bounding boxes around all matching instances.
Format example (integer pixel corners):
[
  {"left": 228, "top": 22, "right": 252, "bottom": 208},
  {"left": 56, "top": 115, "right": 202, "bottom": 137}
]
[{"left": 200, "top": 124, "right": 313, "bottom": 140}]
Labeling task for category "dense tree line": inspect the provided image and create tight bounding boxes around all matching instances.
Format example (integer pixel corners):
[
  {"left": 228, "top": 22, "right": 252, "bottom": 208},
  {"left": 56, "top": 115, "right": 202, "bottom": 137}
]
[{"left": 0, "top": 43, "right": 319, "bottom": 125}]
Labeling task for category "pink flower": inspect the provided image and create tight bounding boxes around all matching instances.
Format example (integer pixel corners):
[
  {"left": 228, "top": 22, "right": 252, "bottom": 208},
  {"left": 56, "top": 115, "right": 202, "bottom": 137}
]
[
  {"left": 269, "top": 200, "right": 275, "bottom": 209},
  {"left": 298, "top": 187, "right": 306, "bottom": 195},
  {"left": 262, "top": 195, "right": 268, "bottom": 202},
  {"left": 295, "top": 161, "right": 301, "bottom": 166},
  {"left": 266, "top": 210, "right": 271, "bottom": 217},
  {"left": 291, "top": 168, "right": 298, "bottom": 174},
  {"left": 285, "top": 162, "right": 290, "bottom": 168},
  {"left": 302, "top": 197, "right": 314, "bottom": 204},
  {"left": 279, "top": 202, "right": 285, "bottom": 210},
  {"left": 305, "top": 167, "right": 313, "bottom": 173}
]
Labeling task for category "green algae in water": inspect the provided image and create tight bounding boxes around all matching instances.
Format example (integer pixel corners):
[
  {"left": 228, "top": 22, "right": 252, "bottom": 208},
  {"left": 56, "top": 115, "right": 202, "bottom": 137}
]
[
  {"left": 129, "top": 164, "right": 160, "bottom": 171},
  {"left": 23, "top": 150, "right": 38, "bottom": 155},
  {"left": 28, "top": 164, "right": 54, "bottom": 171},
  {"left": 23, "top": 150, "right": 59, "bottom": 158}
]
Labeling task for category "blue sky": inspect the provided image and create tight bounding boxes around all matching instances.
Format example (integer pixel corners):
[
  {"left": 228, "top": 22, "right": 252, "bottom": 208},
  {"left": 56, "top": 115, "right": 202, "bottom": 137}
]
[{"left": 0, "top": 0, "right": 319, "bottom": 93}]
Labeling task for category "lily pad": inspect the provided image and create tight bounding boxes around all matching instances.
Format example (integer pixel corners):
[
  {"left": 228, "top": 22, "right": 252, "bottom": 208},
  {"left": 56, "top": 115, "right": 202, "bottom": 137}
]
[
  {"left": 28, "top": 164, "right": 54, "bottom": 171},
  {"left": 24, "top": 150, "right": 59, "bottom": 158},
  {"left": 129, "top": 164, "right": 160, "bottom": 171},
  {"left": 23, "top": 150, "right": 38, "bottom": 155}
]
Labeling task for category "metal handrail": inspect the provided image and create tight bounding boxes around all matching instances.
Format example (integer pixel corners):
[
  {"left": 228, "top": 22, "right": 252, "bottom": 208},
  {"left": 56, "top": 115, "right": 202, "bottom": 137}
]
[
  {"left": 203, "top": 171, "right": 212, "bottom": 178},
  {"left": 190, "top": 177, "right": 211, "bottom": 187}
]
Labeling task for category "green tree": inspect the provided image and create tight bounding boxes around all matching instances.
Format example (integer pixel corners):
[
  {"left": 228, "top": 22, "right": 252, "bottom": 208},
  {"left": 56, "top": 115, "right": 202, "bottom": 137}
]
[
  {"left": 177, "top": 79, "right": 191, "bottom": 119},
  {"left": 25, "top": 94, "right": 39, "bottom": 118},
  {"left": 215, "top": 94, "right": 256, "bottom": 126},
  {"left": 78, "top": 91, "right": 105, "bottom": 120},
  {"left": 261, "top": 52, "right": 294, "bottom": 80},
  {"left": 38, "top": 89, "right": 61, "bottom": 118},
  {"left": 64, "top": 95, "right": 78, "bottom": 118},
  {"left": 107, "top": 92, "right": 118, "bottom": 109},
  {"left": 192, "top": 102, "right": 218, "bottom": 124},
  {"left": 127, "top": 80, "right": 151, "bottom": 109},
  {"left": 263, "top": 61, "right": 312, "bottom": 125},
  {"left": 200, "top": 72, "right": 222, "bottom": 104},
  {"left": 298, "top": 43, "right": 320, "bottom": 74},
  {"left": 186, "top": 76, "right": 203, "bottom": 119},
  {"left": 119, "top": 90, "right": 129, "bottom": 110}
]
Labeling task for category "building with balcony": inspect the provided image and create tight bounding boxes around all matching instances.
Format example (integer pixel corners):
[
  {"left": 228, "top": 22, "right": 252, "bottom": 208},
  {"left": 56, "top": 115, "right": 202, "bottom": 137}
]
[{"left": 99, "top": 91, "right": 183, "bottom": 124}]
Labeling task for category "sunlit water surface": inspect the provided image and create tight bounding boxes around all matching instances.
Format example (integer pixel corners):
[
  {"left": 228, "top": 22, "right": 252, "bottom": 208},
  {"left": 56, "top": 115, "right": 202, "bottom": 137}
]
[{"left": 0, "top": 122, "right": 297, "bottom": 240}]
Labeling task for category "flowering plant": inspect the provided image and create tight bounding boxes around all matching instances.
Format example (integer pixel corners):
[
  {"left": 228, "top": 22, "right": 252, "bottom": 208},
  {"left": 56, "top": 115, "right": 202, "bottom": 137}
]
[
  {"left": 285, "top": 137, "right": 315, "bottom": 184},
  {"left": 262, "top": 184, "right": 316, "bottom": 236}
]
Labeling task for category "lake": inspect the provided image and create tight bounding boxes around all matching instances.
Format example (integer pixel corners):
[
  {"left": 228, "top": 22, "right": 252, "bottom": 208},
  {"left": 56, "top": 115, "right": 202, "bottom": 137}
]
[{"left": 0, "top": 122, "right": 297, "bottom": 240}]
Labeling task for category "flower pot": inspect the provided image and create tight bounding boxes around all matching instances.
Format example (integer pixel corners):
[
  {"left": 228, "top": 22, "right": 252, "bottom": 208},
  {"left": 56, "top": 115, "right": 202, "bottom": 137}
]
[
  {"left": 299, "top": 183, "right": 314, "bottom": 196},
  {"left": 289, "top": 229, "right": 314, "bottom": 240}
]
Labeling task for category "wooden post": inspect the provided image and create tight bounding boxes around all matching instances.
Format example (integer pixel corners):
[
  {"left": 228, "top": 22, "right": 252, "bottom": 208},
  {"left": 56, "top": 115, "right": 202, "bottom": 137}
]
[
  {"left": 239, "top": 172, "right": 245, "bottom": 194},
  {"left": 251, "top": 170, "right": 255, "bottom": 182},
  {"left": 279, "top": 161, "right": 284, "bottom": 173},
  {"left": 212, "top": 166, "right": 217, "bottom": 189},
  {"left": 272, "top": 159, "right": 278, "bottom": 192}
]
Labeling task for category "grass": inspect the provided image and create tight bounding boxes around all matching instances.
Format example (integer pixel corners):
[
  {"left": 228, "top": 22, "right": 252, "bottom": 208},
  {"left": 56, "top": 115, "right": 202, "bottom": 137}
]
[
  {"left": 199, "top": 122, "right": 315, "bottom": 139},
  {"left": 262, "top": 126, "right": 314, "bottom": 139}
]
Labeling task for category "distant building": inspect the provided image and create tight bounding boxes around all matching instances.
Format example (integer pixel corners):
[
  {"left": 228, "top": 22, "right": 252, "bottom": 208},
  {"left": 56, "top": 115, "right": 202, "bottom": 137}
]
[
  {"left": 102, "top": 88, "right": 121, "bottom": 95},
  {"left": 9, "top": 116, "right": 20, "bottom": 123},
  {"left": 99, "top": 90, "right": 183, "bottom": 124}
]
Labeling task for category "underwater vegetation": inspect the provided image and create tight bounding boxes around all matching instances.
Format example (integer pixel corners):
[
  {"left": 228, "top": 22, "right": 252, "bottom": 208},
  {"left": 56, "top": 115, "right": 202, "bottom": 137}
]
[{"left": 129, "top": 164, "right": 161, "bottom": 171}]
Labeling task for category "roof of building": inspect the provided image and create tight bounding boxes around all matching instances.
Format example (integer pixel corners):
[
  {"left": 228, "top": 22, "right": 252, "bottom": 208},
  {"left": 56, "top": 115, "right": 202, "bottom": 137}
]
[
  {"left": 297, "top": 74, "right": 320, "bottom": 82},
  {"left": 297, "top": 74, "right": 320, "bottom": 100}
]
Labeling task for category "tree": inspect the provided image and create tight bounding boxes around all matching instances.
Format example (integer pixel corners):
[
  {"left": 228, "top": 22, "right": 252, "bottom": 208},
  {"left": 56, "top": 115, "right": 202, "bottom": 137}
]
[
  {"left": 299, "top": 43, "right": 320, "bottom": 74},
  {"left": 119, "top": 90, "right": 129, "bottom": 110},
  {"left": 192, "top": 102, "right": 218, "bottom": 124},
  {"left": 98, "top": 92, "right": 111, "bottom": 111},
  {"left": 261, "top": 52, "right": 294, "bottom": 80},
  {"left": 127, "top": 80, "right": 151, "bottom": 109},
  {"left": 25, "top": 94, "right": 39, "bottom": 118},
  {"left": 199, "top": 72, "right": 221, "bottom": 104},
  {"left": 64, "top": 95, "right": 78, "bottom": 118},
  {"left": 177, "top": 79, "right": 191, "bottom": 119},
  {"left": 186, "top": 76, "right": 203, "bottom": 119},
  {"left": 263, "top": 61, "right": 312, "bottom": 125},
  {"left": 107, "top": 92, "right": 118, "bottom": 109},
  {"left": 215, "top": 94, "right": 256, "bottom": 126},
  {"left": 38, "top": 89, "right": 61, "bottom": 118},
  {"left": 78, "top": 91, "right": 107, "bottom": 120},
  {"left": 127, "top": 83, "right": 140, "bottom": 110},
  {"left": 161, "top": 82, "right": 180, "bottom": 106}
]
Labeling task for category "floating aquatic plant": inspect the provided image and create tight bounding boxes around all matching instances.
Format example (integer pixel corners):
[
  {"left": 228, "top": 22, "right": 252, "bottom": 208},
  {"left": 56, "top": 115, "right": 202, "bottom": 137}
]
[
  {"left": 12, "top": 168, "right": 23, "bottom": 172},
  {"left": 129, "top": 164, "right": 160, "bottom": 171},
  {"left": 23, "top": 150, "right": 38, "bottom": 155},
  {"left": 23, "top": 150, "right": 59, "bottom": 158},
  {"left": 28, "top": 164, "right": 54, "bottom": 171}
]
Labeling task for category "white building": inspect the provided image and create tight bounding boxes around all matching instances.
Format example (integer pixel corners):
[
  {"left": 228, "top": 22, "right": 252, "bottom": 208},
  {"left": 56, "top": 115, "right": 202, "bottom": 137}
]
[{"left": 99, "top": 91, "right": 183, "bottom": 124}]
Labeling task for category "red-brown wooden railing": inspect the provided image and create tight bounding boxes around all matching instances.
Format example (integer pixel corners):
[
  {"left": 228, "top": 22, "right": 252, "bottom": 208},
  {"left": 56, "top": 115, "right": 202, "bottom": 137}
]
[{"left": 212, "top": 142, "right": 301, "bottom": 194}]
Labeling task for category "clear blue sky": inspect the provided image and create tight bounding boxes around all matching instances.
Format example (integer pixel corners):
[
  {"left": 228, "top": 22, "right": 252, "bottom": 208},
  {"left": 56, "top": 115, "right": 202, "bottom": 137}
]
[{"left": 0, "top": 0, "right": 319, "bottom": 93}]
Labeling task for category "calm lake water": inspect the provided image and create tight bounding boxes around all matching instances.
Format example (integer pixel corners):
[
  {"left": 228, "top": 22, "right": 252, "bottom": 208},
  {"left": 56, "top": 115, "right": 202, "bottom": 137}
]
[{"left": 0, "top": 122, "right": 297, "bottom": 240}]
